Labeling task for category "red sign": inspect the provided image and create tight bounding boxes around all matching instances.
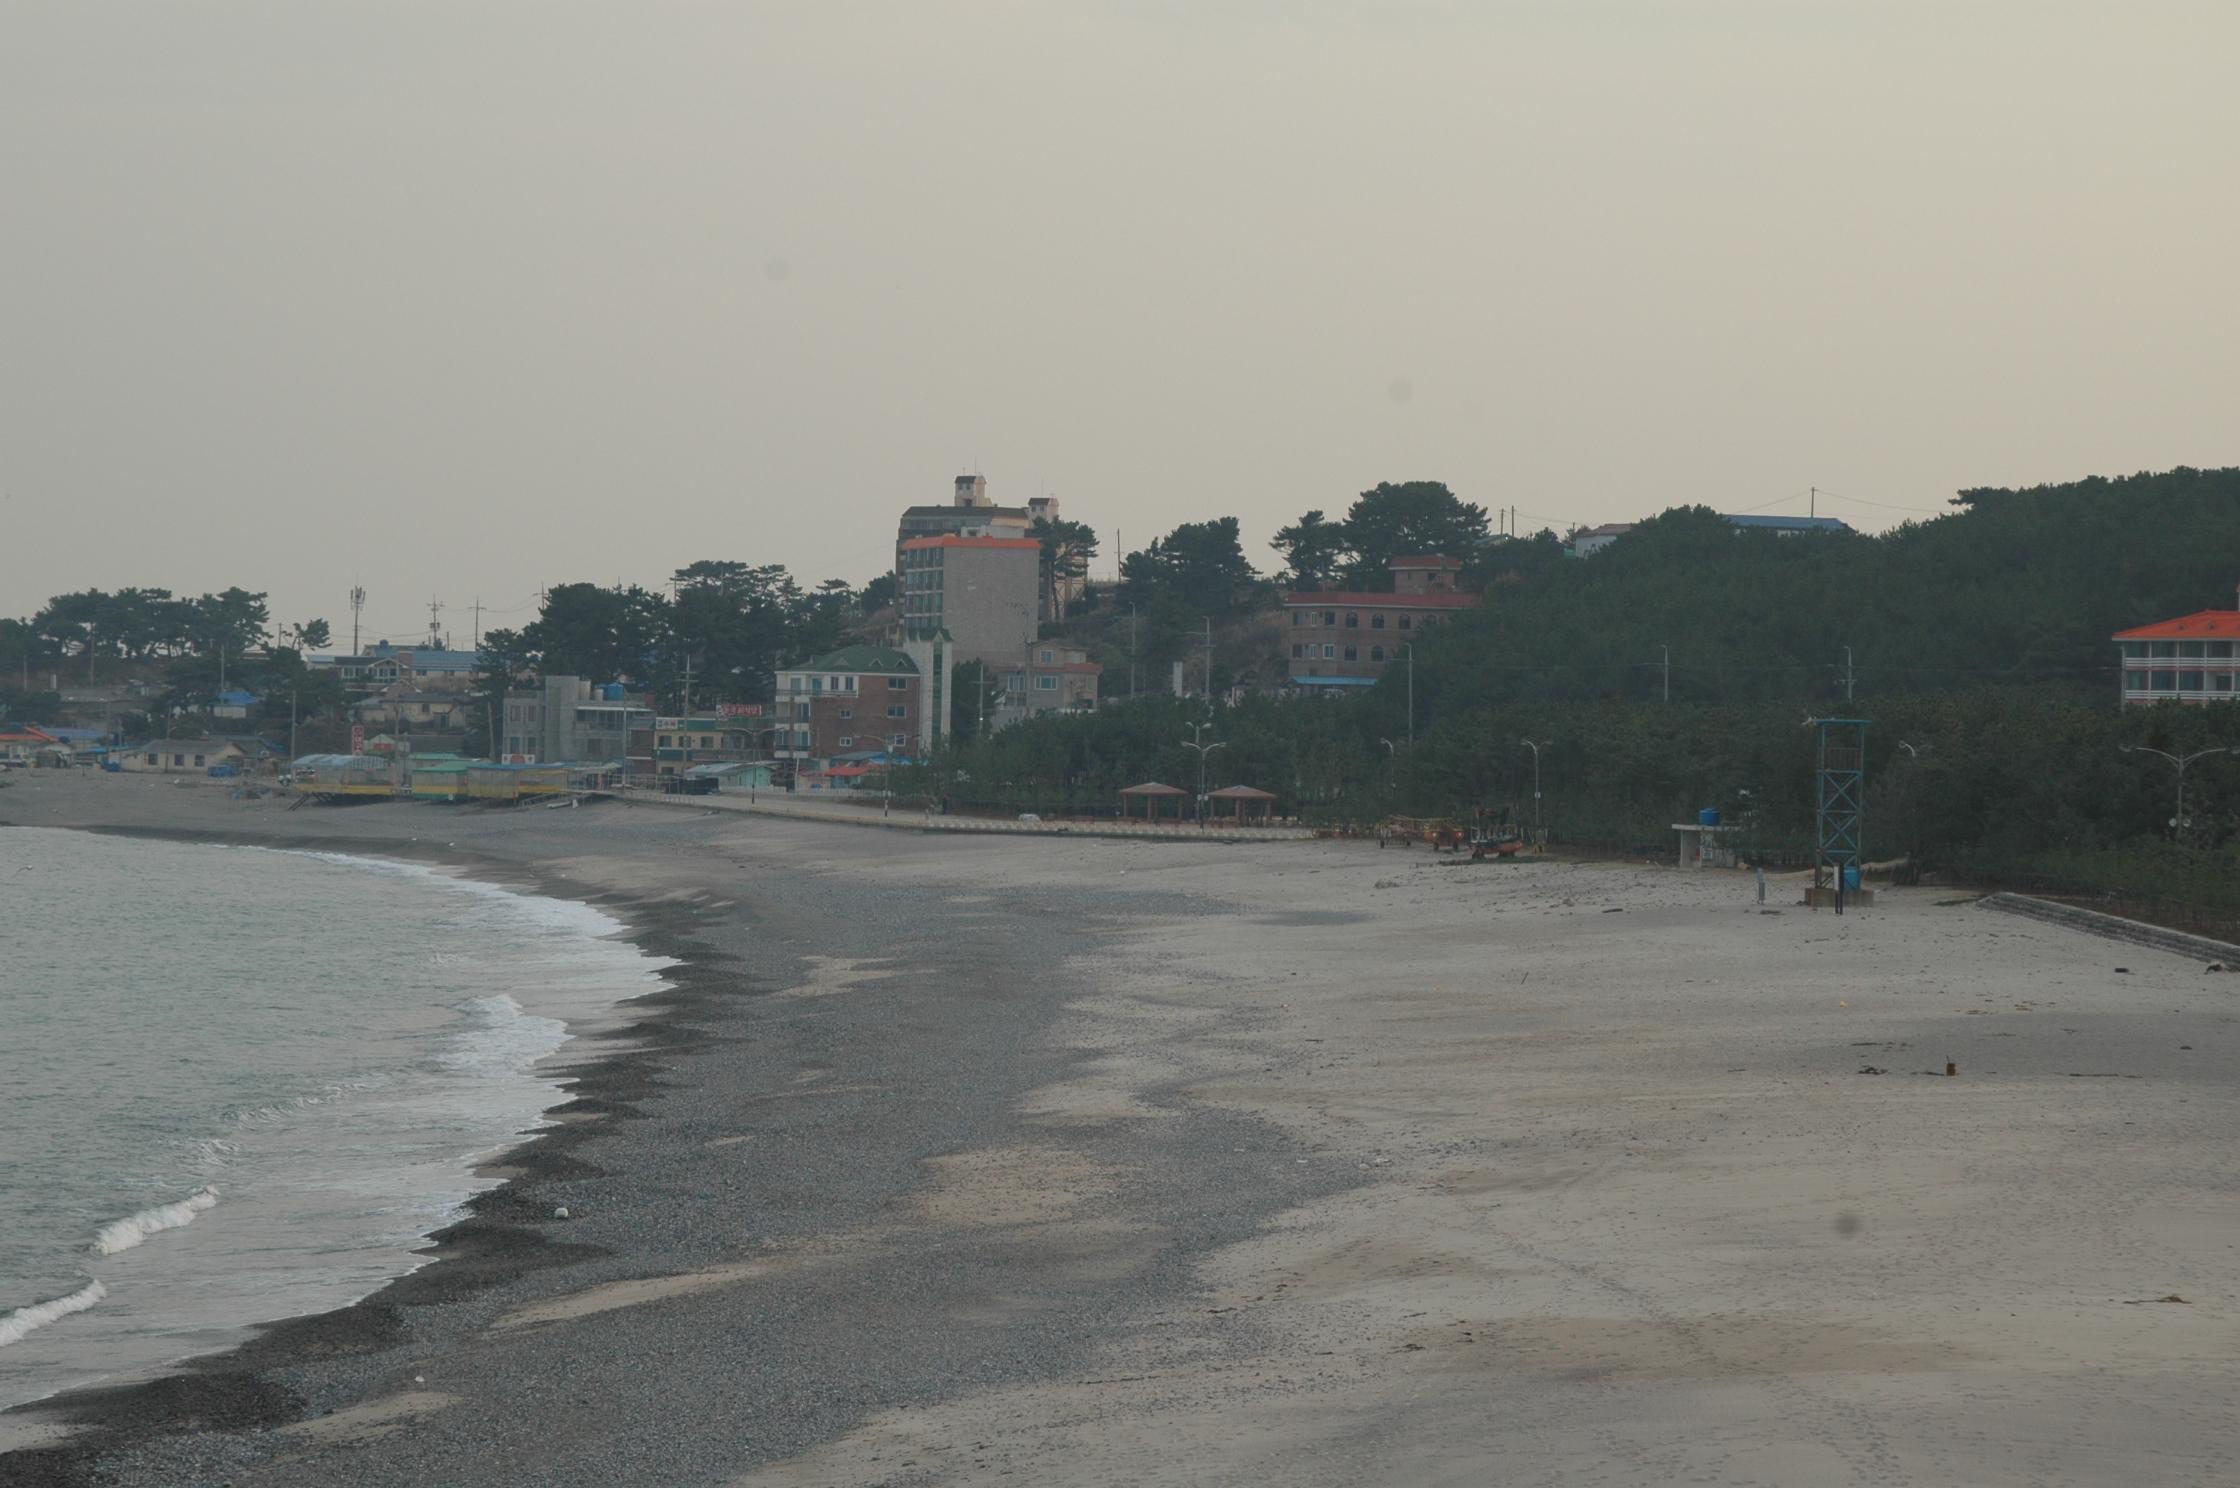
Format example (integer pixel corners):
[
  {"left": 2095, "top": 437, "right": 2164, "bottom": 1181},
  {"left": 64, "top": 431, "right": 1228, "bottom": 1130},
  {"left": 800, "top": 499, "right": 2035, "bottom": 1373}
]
[
  {"left": 350, "top": 725, "right": 365, "bottom": 754},
  {"left": 717, "top": 703, "right": 764, "bottom": 717}
]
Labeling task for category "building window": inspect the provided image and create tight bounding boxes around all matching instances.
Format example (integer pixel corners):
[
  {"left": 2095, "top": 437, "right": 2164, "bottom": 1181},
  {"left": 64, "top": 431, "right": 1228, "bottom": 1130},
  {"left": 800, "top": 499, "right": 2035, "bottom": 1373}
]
[
  {"left": 888, "top": 677, "right": 908, "bottom": 689},
  {"left": 1343, "top": 645, "right": 1358, "bottom": 661},
  {"left": 2151, "top": 670, "right": 2177, "bottom": 691},
  {"left": 2217, "top": 674, "right": 2235, "bottom": 692},
  {"left": 2180, "top": 671, "right": 2205, "bottom": 691},
  {"left": 839, "top": 709, "right": 853, "bottom": 719},
  {"left": 2150, "top": 641, "right": 2177, "bottom": 658},
  {"left": 2124, "top": 671, "right": 2148, "bottom": 690},
  {"left": 1292, "top": 611, "right": 1303, "bottom": 626},
  {"left": 194, "top": 755, "right": 206, "bottom": 766},
  {"left": 1035, "top": 675, "right": 1058, "bottom": 690},
  {"left": 2212, "top": 641, "right": 2235, "bottom": 659},
  {"left": 890, "top": 734, "right": 907, "bottom": 748},
  {"left": 147, "top": 754, "right": 158, "bottom": 765},
  {"left": 1371, "top": 614, "right": 1385, "bottom": 630},
  {"left": 1292, "top": 644, "right": 1304, "bottom": 659},
  {"left": 795, "top": 730, "right": 810, "bottom": 748},
  {"left": 1398, "top": 615, "right": 1413, "bottom": 631},
  {"left": 174, "top": 754, "right": 185, "bottom": 766},
  {"left": 1039, "top": 649, "right": 1054, "bottom": 664},
  {"left": 1322, "top": 644, "right": 1336, "bottom": 659},
  {"left": 795, "top": 702, "right": 811, "bottom": 720},
  {"left": 2180, "top": 641, "right": 2206, "bottom": 658},
  {"left": 838, "top": 736, "right": 853, "bottom": 747},
  {"left": 1322, "top": 612, "right": 1336, "bottom": 626},
  {"left": 1371, "top": 645, "right": 1385, "bottom": 662},
  {"left": 887, "top": 704, "right": 906, "bottom": 717},
  {"left": 1343, "top": 613, "right": 1357, "bottom": 629}
]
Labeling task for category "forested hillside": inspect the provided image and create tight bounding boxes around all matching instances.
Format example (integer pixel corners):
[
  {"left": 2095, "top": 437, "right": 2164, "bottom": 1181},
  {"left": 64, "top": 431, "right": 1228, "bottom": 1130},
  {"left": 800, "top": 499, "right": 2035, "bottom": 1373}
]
[{"left": 1413, "top": 467, "right": 2240, "bottom": 714}]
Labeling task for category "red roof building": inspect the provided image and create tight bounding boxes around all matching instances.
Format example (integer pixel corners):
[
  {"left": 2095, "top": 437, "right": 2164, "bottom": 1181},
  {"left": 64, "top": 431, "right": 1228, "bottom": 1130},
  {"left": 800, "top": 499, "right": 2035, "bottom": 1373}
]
[
  {"left": 2113, "top": 600, "right": 2240, "bottom": 707},
  {"left": 1284, "top": 557, "right": 1479, "bottom": 691}
]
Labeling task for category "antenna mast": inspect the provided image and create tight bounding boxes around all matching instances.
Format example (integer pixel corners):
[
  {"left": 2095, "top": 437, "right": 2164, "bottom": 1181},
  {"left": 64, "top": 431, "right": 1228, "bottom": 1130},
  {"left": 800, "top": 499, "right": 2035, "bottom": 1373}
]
[{"left": 349, "top": 586, "right": 366, "bottom": 656}]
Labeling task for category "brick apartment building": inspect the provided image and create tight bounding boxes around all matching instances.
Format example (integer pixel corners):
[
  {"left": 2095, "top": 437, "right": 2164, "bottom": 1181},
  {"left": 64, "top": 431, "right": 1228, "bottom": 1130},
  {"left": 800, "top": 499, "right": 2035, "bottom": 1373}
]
[
  {"left": 772, "top": 645, "right": 941, "bottom": 767},
  {"left": 1284, "top": 556, "right": 1480, "bottom": 691}
]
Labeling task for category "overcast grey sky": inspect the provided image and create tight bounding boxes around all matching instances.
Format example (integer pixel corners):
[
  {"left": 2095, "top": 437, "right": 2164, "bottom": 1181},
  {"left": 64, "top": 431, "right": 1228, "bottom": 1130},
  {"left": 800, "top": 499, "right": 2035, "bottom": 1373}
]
[{"left": 4, "top": 1, "right": 2234, "bottom": 645}]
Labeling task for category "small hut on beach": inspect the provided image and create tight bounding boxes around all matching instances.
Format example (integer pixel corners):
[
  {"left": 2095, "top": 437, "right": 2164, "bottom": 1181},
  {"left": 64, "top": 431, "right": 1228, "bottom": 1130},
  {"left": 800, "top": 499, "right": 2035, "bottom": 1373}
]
[
  {"left": 1117, "top": 781, "right": 1188, "bottom": 822},
  {"left": 1206, "top": 784, "right": 1280, "bottom": 825}
]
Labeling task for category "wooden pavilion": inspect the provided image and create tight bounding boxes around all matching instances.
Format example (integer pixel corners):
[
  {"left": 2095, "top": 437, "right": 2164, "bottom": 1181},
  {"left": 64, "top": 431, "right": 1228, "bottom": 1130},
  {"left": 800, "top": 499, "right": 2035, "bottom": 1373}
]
[
  {"left": 1206, "top": 784, "right": 1280, "bottom": 825},
  {"left": 1117, "top": 781, "right": 1188, "bottom": 822}
]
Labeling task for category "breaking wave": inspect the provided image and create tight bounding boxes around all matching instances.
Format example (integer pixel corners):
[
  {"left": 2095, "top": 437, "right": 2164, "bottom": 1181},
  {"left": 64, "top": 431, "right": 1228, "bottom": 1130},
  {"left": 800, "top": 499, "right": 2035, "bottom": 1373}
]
[
  {"left": 90, "top": 1188, "right": 220, "bottom": 1256},
  {"left": 0, "top": 1283, "right": 106, "bottom": 1350}
]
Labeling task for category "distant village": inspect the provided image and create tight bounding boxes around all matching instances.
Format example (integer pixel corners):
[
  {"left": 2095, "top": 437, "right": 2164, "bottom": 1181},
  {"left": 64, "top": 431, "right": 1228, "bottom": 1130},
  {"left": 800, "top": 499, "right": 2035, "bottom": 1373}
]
[{"left": 3, "top": 475, "right": 2233, "bottom": 810}]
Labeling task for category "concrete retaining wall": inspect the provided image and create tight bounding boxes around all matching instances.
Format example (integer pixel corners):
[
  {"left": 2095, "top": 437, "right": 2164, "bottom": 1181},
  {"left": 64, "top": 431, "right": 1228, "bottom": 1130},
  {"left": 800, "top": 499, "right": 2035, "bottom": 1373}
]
[{"left": 1976, "top": 892, "right": 2240, "bottom": 964}]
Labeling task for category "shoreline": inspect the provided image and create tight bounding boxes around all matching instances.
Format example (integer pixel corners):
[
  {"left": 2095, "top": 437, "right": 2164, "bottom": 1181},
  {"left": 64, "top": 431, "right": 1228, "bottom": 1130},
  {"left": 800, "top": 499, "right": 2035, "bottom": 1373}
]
[
  {"left": 7, "top": 770, "right": 2240, "bottom": 1486},
  {"left": 0, "top": 820, "right": 730, "bottom": 1451}
]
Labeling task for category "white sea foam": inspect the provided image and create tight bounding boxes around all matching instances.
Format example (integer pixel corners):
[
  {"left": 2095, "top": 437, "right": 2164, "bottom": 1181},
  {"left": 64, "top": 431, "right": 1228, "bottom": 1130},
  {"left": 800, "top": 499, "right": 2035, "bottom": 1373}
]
[
  {"left": 90, "top": 1188, "right": 219, "bottom": 1255},
  {"left": 0, "top": 1282, "right": 106, "bottom": 1349},
  {"left": 440, "top": 994, "right": 571, "bottom": 1080}
]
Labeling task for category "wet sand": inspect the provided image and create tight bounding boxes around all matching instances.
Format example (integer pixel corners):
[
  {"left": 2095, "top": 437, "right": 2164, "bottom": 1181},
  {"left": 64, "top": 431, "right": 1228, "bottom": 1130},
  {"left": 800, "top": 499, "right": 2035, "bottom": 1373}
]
[{"left": 4, "top": 771, "right": 2238, "bottom": 1486}]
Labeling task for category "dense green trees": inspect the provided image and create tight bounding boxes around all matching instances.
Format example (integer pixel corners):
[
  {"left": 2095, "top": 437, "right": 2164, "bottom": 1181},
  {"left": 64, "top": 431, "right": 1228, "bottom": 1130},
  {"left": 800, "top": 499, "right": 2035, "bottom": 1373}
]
[
  {"left": 1271, "top": 482, "right": 1492, "bottom": 591},
  {"left": 495, "top": 562, "right": 868, "bottom": 714},
  {"left": 17, "top": 587, "right": 294, "bottom": 673}
]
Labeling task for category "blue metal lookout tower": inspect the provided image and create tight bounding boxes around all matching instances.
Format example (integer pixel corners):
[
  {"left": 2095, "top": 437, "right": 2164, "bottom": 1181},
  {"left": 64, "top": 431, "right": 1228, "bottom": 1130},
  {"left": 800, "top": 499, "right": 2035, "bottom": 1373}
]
[{"left": 1811, "top": 718, "right": 1868, "bottom": 912}]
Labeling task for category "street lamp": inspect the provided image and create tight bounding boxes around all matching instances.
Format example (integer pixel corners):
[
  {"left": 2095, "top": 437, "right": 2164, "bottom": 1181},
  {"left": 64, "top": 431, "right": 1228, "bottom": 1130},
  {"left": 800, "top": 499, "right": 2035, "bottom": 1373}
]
[
  {"left": 1520, "top": 738, "right": 1551, "bottom": 842},
  {"left": 1182, "top": 721, "right": 1226, "bottom": 829},
  {"left": 1379, "top": 737, "right": 1397, "bottom": 792},
  {"left": 2119, "top": 743, "right": 2236, "bottom": 844}
]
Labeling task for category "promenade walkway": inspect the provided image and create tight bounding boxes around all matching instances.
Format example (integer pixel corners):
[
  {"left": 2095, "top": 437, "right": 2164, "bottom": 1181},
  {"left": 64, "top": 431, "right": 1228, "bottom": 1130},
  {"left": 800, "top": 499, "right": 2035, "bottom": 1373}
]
[{"left": 611, "top": 787, "right": 1317, "bottom": 843}]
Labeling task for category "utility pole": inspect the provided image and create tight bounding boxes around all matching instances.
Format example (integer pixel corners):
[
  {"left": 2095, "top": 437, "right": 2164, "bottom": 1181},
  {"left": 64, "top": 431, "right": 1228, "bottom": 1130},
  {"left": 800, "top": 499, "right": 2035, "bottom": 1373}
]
[
  {"left": 426, "top": 596, "right": 444, "bottom": 650},
  {"left": 1521, "top": 738, "right": 1550, "bottom": 841},
  {"left": 472, "top": 596, "right": 482, "bottom": 654},
  {"left": 2119, "top": 743, "right": 2237, "bottom": 845},
  {"left": 1120, "top": 605, "right": 1137, "bottom": 699},
  {"left": 1182, "top": 722, "right": 1226, "bottom": 829},
  {"left": 1202, "top": 617, "right": 1214, "bottom": 704},
  {"left": 289, "top": 689, "right": 298, "bottom": 762},
  {"left": 1661, "top": 645, "right": 1670, "bottom": 703},
  {"left": 349, "top": 586, "right": 365, "bottom": 657},
  {"left": 1407, "top": 644, "right": 1415, "bottom": 745}
]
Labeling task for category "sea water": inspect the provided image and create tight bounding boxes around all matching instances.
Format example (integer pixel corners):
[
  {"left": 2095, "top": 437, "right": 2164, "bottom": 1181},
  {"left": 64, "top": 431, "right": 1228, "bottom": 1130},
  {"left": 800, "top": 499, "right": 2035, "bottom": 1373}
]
[{"left": 0, "top": 826, "right": 672, "bottom": 1409}]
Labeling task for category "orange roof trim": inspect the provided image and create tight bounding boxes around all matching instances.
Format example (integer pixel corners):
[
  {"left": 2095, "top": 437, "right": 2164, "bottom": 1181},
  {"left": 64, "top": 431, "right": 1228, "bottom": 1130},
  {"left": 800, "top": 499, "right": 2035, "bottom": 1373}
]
[
  {"left": 901, "top": 535, "right": 1041, "bottom": 551},
  {"left": 2112, "top": 610, "right": 2240, "bottom": 640}
]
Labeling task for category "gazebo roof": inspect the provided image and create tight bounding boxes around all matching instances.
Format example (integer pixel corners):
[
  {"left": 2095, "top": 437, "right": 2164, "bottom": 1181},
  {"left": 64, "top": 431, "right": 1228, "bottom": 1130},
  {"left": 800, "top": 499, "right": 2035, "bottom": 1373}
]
[
  {"left": 1206, "top": 785, "right": 1278, "bottom": 799},
  {"left": 1118, "top": 781, "right": 1188, "bottom": 795}
]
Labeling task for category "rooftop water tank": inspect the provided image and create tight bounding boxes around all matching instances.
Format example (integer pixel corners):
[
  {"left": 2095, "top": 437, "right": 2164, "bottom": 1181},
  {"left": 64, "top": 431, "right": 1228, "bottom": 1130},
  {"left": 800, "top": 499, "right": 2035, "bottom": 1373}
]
[{"left": 1698, "top": 808, "right": 1720, "bottom": 827}]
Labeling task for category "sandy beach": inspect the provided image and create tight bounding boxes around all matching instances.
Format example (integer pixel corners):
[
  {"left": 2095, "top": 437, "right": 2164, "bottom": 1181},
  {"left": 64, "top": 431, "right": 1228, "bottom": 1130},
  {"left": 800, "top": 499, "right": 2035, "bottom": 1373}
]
[{"left": 3, "top": 771, "right": 2237, "bottom": 1487}]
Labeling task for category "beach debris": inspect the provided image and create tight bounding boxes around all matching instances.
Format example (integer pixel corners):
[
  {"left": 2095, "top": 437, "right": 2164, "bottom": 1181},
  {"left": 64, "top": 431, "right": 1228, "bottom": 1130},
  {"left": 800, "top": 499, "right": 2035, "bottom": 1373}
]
[
  {"left": 1947, "top": 1062, "right": 1958, "bottom": 1076},
  {"left": 2122, "top": 1295, "right": 2189, "bottom": 1305},
  {"left": 2206, "top": 962, "right": 2226, "bottom": 973},
  {"left": 553, "top": 1206, "right": 571, "bottom": 1219},
  {"left": 2115, "top": 967, "right": 2130, "bottom": 974},
  {"left": 414, "top": 1375, "right": 425, "bottom": 1383},
  {"left": 1835, "top": 1212, "right": 1862, "bottom": 1236},
  {"left": 1857, "top": 1066, "right": 1886, "bottom": 1075}
]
